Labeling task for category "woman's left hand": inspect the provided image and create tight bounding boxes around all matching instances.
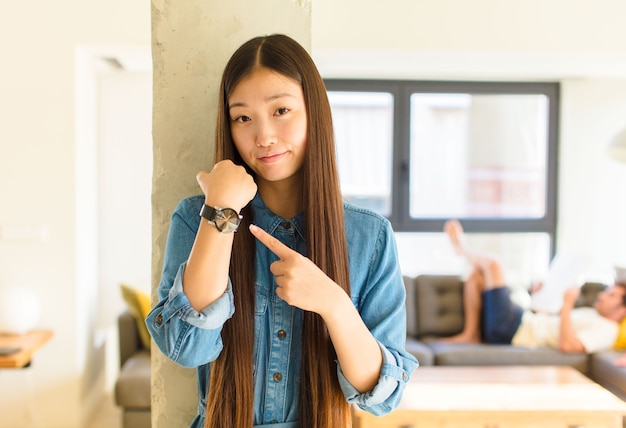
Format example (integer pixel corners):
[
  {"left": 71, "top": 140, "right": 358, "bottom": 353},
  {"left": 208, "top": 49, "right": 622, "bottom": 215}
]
[{"left": 249, "top": 224, "right": 346, "bottom": 315}]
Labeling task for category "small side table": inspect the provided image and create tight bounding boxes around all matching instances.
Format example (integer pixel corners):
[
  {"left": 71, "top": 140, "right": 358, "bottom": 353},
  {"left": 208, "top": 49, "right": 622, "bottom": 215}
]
[
  {"left": 0, "top": 330, "right": 53, "bottom": 427},
  {"left": 0, "top": 330, "right": 53, "bottom": 368}
]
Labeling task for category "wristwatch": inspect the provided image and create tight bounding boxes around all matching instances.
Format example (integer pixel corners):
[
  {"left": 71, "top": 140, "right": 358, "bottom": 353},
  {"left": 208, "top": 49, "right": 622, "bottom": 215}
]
[{"left": 199, "top": 204, "right": 243, "bottom": 233}]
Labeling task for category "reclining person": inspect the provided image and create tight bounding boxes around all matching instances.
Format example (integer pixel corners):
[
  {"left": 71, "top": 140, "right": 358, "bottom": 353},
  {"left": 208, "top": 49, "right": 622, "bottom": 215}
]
[{"left": 442, "top": 220, "right": 626, "bottom": 353}]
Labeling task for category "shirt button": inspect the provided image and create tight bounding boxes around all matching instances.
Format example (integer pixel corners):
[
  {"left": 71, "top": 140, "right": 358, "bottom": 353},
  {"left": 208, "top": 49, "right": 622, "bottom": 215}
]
[
  {"left": 277, "top": 329, "right": 287, "bottom": 339},
  {"left": 402, "top": 372, "right": 408, "bottom": 381},
  {"left": 155, "top": 314, "right": 163, "bottom": 324},
  {"left": 273, "top": 372, "right": 283, "bottom": 382},
  {"left": 281, "top": 221, "right": 291, "bottom": 230}
]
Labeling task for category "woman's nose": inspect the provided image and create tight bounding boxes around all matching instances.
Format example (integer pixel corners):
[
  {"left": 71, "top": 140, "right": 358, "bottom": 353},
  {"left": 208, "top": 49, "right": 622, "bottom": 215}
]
[{"left": 255, "top": 120, "right": 277, "bottom": 147}]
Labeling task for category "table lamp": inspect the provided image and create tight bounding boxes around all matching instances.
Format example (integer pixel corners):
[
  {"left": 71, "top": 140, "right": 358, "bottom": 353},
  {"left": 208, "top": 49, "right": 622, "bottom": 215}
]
[{"left": 0, "top": 286, "right": 41, "bottom": 335}]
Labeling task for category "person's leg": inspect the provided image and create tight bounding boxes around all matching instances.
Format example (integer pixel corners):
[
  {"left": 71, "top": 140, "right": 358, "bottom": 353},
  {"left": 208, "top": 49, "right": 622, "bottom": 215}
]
[
  {"left": 444, "top": 219, "right": 506, "bottom": 288},
  {"left": 441, "top": 267, "right": 484, "bottom": 343},
  {"left": 441, "top": 220, "right": 509, "bottom": 343}
]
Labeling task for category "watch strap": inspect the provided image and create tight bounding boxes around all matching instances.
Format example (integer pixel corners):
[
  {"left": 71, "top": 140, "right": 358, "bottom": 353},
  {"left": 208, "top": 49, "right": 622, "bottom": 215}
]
[{"left": 199, "top": 204, "right": 217, "bottom": 225}]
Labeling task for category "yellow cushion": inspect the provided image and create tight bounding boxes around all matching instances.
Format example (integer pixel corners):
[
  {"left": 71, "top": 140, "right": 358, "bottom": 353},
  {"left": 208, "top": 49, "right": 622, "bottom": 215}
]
[
  {"left": 120, "top": 284, "right": 152, "bottom": 350},
  {"left": 614, "top": 317, "right": 626, "bottom": 350}
]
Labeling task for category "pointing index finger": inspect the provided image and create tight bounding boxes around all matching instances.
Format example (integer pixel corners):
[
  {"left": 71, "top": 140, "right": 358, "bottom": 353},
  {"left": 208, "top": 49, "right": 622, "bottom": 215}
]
[{"left": 249, "top": 224, "right": 293, "bottom": 259}]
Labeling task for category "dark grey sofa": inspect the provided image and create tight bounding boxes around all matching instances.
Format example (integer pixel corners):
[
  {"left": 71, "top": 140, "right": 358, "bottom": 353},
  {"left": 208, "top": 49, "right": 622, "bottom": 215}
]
[
  {"left": 115, "top": 310, "right": 151, "bottom": 428},
  {"left": 404, "top": 274, "right": 626, "bottom": 400}
]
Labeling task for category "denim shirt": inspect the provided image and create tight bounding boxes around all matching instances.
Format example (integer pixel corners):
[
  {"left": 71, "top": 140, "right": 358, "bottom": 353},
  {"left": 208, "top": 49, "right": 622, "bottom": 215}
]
[{"left": 146, "top": 193, "right": 418, "bottom": 427}]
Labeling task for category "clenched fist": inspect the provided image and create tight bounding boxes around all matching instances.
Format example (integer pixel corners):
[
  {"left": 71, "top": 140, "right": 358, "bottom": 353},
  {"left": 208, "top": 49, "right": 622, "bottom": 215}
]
[{"left": 196, "top": 160, "right": 257, "bottom": 212}]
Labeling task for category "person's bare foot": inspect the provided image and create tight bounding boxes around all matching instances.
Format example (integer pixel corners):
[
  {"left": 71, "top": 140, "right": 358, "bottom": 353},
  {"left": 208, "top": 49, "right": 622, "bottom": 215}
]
[
  {"left": 439, "top": 331, "right": 480, "bottom": 344},
  {"left": 444, "top": 219, "right": 466, "bottom": 256}
]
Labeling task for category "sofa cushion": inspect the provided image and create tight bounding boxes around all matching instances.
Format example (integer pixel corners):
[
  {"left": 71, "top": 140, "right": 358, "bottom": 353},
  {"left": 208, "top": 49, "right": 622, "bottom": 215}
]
[
  {"left": 413, "top": 275, "right": 464, "bottom": 338},
  {"left": 120, "top": 284, "right": 152, "bottom": 350},
  {"left": 590, "top": 351, "right": 626, "bottom": 400},
  {"left": 405, "top": 338, "right": 434, "bottom": 366},
  {"left": 115, "top": 350, "right": 151, "bottom": 409},
  {"left": 427, "top": 341, "right": 590, "bottom": 374}
]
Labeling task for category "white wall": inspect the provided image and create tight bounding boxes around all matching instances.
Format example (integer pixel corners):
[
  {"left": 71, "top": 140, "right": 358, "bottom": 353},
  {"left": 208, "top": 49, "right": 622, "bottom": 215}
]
[
  {"left": 558, "top": 79, "right": 626, "bottom": 276},
  {"left": 97, "top": 68, "right": 153, "bottom": 328},
  {"left": 0, "top": 2, "right": 149, "bottom": 427},
  {"left": 96, "top": 66, "right": 153, "bottom": 393},
  {"left": 313, "top": 0, "right": 626, "bottom": 52}
]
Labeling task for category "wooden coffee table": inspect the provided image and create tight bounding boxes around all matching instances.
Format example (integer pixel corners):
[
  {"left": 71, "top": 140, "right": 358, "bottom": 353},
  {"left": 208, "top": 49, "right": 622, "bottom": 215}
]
[{"left": 352, "top": 366, "right": 626, "bottom": 428}]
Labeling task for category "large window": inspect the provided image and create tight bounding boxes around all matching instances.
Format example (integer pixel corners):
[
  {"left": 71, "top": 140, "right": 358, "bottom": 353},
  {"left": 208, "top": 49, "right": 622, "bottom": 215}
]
[{"left": 325, "top": 80, "right": 559, "bottom": 262}]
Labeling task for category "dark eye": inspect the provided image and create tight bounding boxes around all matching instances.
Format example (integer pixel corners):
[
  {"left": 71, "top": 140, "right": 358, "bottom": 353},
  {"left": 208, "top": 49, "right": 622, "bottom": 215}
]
[
  {"left": 234, "top": 115, "right": 251, "bottom": 123},
  {"left": 276, "top": 107, "right": 289, "bottom": 115}
]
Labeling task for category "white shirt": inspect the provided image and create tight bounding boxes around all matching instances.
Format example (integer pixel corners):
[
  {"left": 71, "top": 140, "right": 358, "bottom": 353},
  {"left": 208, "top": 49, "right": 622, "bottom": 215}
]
[{"left": 512, "top": 307, "right": 618, "bottom": 353}]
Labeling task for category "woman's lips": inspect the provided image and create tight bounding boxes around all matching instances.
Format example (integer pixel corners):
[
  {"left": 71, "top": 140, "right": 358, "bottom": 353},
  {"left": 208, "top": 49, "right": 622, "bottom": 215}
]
[{"left": 259, "top": 152, "right": 287, "bottom": 163}]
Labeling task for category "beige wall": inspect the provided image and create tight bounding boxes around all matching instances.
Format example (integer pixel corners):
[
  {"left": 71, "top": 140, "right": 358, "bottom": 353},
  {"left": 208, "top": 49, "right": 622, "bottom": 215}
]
[
  {"left": 558, "top": 78, "right": 626, "bottom": 271},
  {"left": 311, "top": 1, "right": 626, "bottom": 82},
  {"left": 313, "top": 0, "right": 626, "bottom": 52}
]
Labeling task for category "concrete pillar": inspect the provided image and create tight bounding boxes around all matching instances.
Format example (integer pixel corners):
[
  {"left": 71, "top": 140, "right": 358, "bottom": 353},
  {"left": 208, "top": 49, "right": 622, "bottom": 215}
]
[{"left": 151, "top": 1, "right": 311, "bottom": 426}]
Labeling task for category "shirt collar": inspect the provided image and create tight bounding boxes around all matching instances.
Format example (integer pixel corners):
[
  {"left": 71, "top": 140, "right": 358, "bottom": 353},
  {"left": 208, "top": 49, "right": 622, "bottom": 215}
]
[{"left": 251, "top": 193, "right": 306, "bottom": 240}]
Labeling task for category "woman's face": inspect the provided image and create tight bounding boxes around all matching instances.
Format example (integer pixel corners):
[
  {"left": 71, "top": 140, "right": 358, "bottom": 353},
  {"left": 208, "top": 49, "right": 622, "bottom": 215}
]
[{"left": 228, "top": 67, "right": 307, "bottom": 188}]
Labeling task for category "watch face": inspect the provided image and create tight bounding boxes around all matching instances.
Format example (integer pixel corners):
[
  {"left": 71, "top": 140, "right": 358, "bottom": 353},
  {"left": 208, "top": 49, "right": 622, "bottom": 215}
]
[{"left": 214, "top": 208, "right": 242, "bottom": 233}]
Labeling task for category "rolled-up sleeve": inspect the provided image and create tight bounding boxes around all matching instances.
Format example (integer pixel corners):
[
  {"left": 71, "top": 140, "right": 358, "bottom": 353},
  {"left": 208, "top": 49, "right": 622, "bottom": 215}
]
[
  {"left": 163, "top": 262, "right": 234, "bottom": 330},
  {"left": 145, "top": 196, "right": 235, "bottom": 368},
  {"left": 337, "top": 342, "right": 414, "bottom": 415}
]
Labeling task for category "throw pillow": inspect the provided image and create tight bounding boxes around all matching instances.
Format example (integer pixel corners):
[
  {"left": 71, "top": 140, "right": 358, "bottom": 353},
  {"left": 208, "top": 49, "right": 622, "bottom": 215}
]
[
  {"left": 120, "top": 284, "right": 152, "bottom": 350},
  {"left": 615, "top": 317, "right": 626, "bottom": 350}
]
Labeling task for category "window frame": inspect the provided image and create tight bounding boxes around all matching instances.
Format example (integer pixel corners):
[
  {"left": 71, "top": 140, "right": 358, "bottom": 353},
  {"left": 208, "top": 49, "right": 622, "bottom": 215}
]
[{"left": 324, "top": 79, "right": 560, "bottom": 255}]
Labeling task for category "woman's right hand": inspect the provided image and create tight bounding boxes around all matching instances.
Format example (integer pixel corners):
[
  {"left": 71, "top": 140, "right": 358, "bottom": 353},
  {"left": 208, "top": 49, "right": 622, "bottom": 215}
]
[{"left": 196, "top": 160, "right": 257, "bottom": 212}]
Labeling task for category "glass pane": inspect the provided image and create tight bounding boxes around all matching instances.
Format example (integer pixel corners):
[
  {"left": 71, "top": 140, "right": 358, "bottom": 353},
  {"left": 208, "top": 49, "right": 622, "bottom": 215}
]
[
  {"left": 409, "top": 93, "right": 548, "bottom": 218},
  {"left": 395, "top": 231, "right": 551, "bottom": 305},
  {"left": 328, "top": 91, "right": 393, "bottom": 216}
]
